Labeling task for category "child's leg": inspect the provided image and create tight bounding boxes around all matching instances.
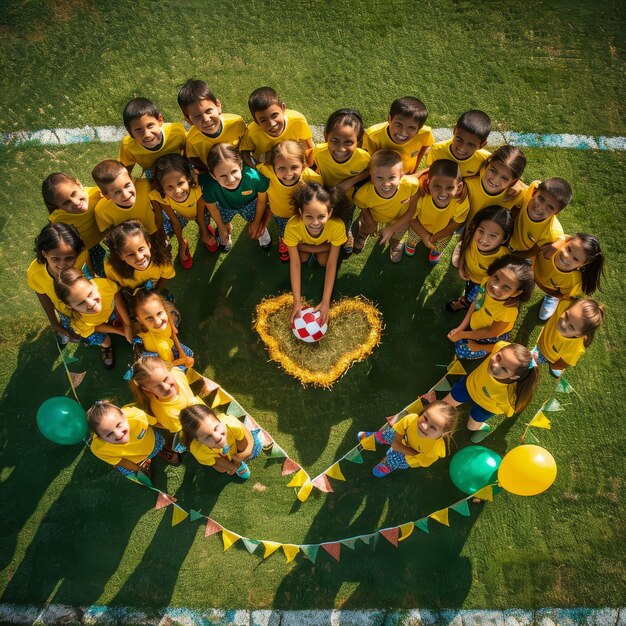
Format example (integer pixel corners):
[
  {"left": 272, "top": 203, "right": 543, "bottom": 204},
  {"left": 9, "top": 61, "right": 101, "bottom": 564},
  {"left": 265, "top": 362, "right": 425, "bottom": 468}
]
[
  {"left": 455, "top": 333, "right": 510, "bottom": 360},
  {"left": 444, "top": 376, "right": 470, "bottom": 408},
  {"left": 273, "top": 214, "right": 291, "bottom": 262},
  {"left": 84, "top": 330, "right": 115, "bottom": 369},
  {"left": 373, "top": 447, "right": 410, "bottom": 477},
  {"left": 198, "top": 211, "right": 218, "bottom": 252},
  {"left": 427, "top": 233, "right": 453, "bottom": 265},
  {"left": 467, "top": 404, "right": 496, "bottom": 443},
  {"left": 404, "top": 228, "right": 423, "bottom": 256},
  {"left": 353, "top": 211, "right": 377, "bottom": 252},
  {"left": 215, "top": 202, "right": 236, "bottom": 251},
  {"left": 238, "top": 198, "right": 271, "bottom": 248},
  {"left": 343, "top": 205, "right": 356, "bottom": 254},
  {"left": 389, "top": 224, "right": 409, "bottom": 263}
]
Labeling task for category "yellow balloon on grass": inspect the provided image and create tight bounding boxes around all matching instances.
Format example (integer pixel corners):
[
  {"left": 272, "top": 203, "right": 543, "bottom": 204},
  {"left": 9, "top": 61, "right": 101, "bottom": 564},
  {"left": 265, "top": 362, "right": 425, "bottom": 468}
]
[{"left": 498, "top": 445, "right": 557, "bottom": 496}]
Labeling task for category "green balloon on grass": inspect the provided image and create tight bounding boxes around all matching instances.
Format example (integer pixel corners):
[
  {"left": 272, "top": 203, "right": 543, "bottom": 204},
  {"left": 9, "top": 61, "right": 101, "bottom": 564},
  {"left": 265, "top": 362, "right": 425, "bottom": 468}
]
[
  {"left": 449, "top": 446, "right": 502, "bottom": 495},
  {"left": 37, "top": 397, "right": 87, "bottom": 445}
]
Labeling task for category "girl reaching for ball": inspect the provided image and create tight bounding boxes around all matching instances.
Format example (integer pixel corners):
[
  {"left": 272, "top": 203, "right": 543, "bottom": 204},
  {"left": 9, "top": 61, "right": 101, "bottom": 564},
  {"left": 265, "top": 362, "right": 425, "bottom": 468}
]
[{"left": 285, "top": 182, "right": 348, "bottom": 325}]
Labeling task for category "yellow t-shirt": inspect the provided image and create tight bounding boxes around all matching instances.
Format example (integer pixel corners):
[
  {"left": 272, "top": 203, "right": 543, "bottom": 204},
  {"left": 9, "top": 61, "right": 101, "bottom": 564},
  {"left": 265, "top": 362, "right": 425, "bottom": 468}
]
[
  {"left": 466, "top": 341, "right": 516, "bottom": 416},
  {"left": 463, "top": 240, "right": 510, "bottom": 285},
  {"left": 412, "top": 194, "right": 470, "bottom": 235},
  {"left": 185, "top": 114, "right": 247, "bottom": 166},
  {"left": 95, "top": 179, "right": 157, "bottom": 234},
  {"left": 137, "top": 326, "right": 175, "bottom": 363},
  {"left": 536, "top": 300, "right": 586, "bottom": 367},
  {"left": 391, "top": 414, "right": 447, "bottom": 468},
  {"left": 70, "top": 277, "right": 119, "bottom": 338},
  {"left": 104, "top": 257, "right": 175, "bottom": 290},
  {"left": 189, "top": 413, "right": 247, "bottom": 467},
  {"left": 470, "top": 279, "right": 519, "bottom": 333},
  {"left": 149, "top": 185, "right": 204, "bottom": 220},
  {"left": 426, "top": 139, "right": 491, "bottom": 178},
  {"left": 509, "top": 182, "right": 565, "bottom": 252},
  {"left": 362, "top": 122, "right": 434, "bottom": 173},
  {"left": 354, "top": 177, "right": 419, "bottom": 224},
  {"left": 534, "top": 250, "right": 583, "bottom": 297},
  {"left": 240, "top": 109, "right": 313, "bottom": 162},
  {"left": 119, "top": 122, "right": 187, "bottom": 171},
  {"left": 256, "top": 164, "right": 322, "bottom": 218},
  {"left": 283, "top": 216, "right": 348, "bottom": 247},
  {"left": 465, "top": 174, "right": 525, "bottom": 223},
  {"left": 149, "top": 367, "right": 205, "bottom": 433},
  {"left": 90, "top": 405, "right": 157, "bottom": 466},
  {"left": 312, "top": 143, "right": 371, "bottom": 188},
  {"left": 48, "top": 186, "right": 104, "bottom": 250}
]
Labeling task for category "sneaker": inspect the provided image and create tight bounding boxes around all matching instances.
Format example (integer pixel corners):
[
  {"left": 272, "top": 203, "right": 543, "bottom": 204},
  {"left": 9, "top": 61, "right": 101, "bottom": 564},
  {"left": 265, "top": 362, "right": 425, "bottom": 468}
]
[
  {"left": 389, "top": 238, "right": 404, "bottom": 263},
  {"left": 56, "top": 333, "right": 70, "bottom": 347},
  {"left": 344, "top": 229, "right": 354, "bottom": 255},
  {"left": 372, "top": 461, "right": 393, "bottom": 477},
  {"left": 278, "top": 239, "right": 289, "bottom": 262},
  {"left": 428, "top": 249, "right": 442, "bottom": 265},
  {"left": 451, "top": 240, "right": 462, "bottom": 268},
  {"left": 219, "top": 234, "right": 233, "bottom": 252},
  {"left": 470, "top": 424, "right": 493, "bottom": 443},
  {"left": 356, "top": 431, "right": 374, "bottom": 442},
  {"left": 235, "top": 461, "right": 250, "bottom": 480},
  {"left": 205, "top": 226, "right": 218, "bottom": 253},
  {"left": 539, "top": 295, "right": 559, "bottom": 321},
  {"left": 404, "top": 241, "right": 416, "bottom": 257},
  {"left": 258, "top": 228, "right": 272, "bottom": 251},
  {"left": 445, "top": 296, "right": 469, "bottom": 313},
  {"left": 550, "top": 368, "right": 563, "bottom": 378}
]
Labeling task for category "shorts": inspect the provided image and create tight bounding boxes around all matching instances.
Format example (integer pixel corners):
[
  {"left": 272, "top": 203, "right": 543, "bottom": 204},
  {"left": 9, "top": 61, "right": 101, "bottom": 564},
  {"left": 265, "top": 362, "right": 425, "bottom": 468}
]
[
  {"left": 454, "top": 333, "right": 510, "bottom": 360},
  {"left": 116, "top": 430, "right": 164, "bottom": 476},
  {"left": 271, "top": 214, "right": 290, "bottom": 237},
  {"left": 88, "top": 244, "right": 106, "bottom": 276},
  {"left": 161, "top": 209, "right": 212, "bottom": 237},
  {"left": 531, "top": 345, "right": 550, "bottom": 365},
  {"left": 464, "top": 281, "right": 480, "bottom": 303},
  {"left": 450, "top": 377, "right": 495, "bottom": 422},
  {"left": 216, "top": 198, "right": 257, "bottom": 224},
  {"left": 249, "top": 429, "right": 262, "bottom": 460},
  {"left": 60, "top": 311, "right": 117, "bottom": 346}
]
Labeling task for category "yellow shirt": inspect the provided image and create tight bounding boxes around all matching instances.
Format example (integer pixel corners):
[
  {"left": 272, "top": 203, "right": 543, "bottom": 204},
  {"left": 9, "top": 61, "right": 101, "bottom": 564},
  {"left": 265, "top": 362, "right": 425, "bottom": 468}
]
[
  {"left": 466, "top": 341, "right": 516, "bottom": 416},
  {"left": 104, "top": 257, "right": 175, "bottom": 290},
  {"left": 354, "top": 177, "right": 419, "bottom": 224},
  {"left": 391, "top": 414, "right": 447, "bottom": 468},
  {"left": 362, "top": 122, "right": 434, "bottom": 173},
  {"left": 149, "top": 185, "right": 204, "bottom": 220},
  {"left": 257, "top": 164, "right": 322, "bottom": 218},
  {"left": 534, "top": 251, "right": 583, "bottom": 297},
  {"left": 465, "top": 174, "right": 525, "bottom": 223},
  {"left": 426, "top": 139, "right": 491, "bottom": 178},
  {"left": 412, "top": 194, "right": 469, "bottom": 235},
  {"left": 95, "top": 179, "right": 157, "bottom": 234},
  {"left": 470, "top": 279, "right": 519, "bottom": 333},
  {"left": 312, "top": 143, "right": 371, "bottom": 188},
  {"left": 463, "top": 241, "right": 510, "bottom": 285},
  {"left": 185, "top": 114, "right": 247, "bottom": 166},
  {"left": 119, "top": 122, "right": 187, "bottom": 171},
  {"left": 536, "top": 300, "right": 586, "bottom": 367},
  {"left": 149, "top": 367, "right": 205, "bottom": 433},
  {"left": 48, "top": 186, "right": 104, "bottom": 250},
  {"left": 90, "top": 405, "right": 157, "bottom": 466},
  {"left": 137, "top": 325, "right": 175, "bottom": 363},
  {"left": 509, "top": 182, "right": 565, "bottom": 252},
  {"left": 71, "top": 277, "right": 119, "bottom": 338},
  {"left": 283, "top": 216, "right": 348, "bottom": 247},
  {"left": 189, "top": 413, "right": 247, "bottom": 466},
  {"left": 240, "top": 109, "right": 313, "bottom": 162}
]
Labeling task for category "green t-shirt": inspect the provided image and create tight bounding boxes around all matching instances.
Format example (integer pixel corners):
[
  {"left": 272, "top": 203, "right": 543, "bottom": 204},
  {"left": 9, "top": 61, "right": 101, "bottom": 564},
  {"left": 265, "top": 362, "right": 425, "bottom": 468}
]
[{"left": 200, "top": 165, "right": 269, "bottom": 210}]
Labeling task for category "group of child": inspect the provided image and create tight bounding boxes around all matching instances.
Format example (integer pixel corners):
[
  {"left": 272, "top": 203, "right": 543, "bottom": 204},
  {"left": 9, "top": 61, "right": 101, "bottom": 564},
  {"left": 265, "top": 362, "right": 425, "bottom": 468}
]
[{"left": 27, "top": 80, "right": 606, "bottom": 481}]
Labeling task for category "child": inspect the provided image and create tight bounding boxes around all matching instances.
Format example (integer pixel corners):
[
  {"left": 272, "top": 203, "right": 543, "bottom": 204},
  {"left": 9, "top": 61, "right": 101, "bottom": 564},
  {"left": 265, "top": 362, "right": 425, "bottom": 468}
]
[
  {"left": 131, "top": 289, "right": 193, "bottom": 368},
  {"left": 87, "top": 401, "right": 178, "bottom": 477},
  {"left": 92, "top": 160, "right": 158, "bottom": 236},
  {"left": 443, "top": 342, "right": 540, "bottom": 442},
  {"left": 240, "top": 86, "right": 314, "bottom": 167},
  {"left": 257, "top": 140, "right": 322, "bottom": 262},
  {"left": 119, "top": 97, "right": 187, "bottom": 180},
  {"left": 54, "top": 268, "right": 132, "bottom": 369},
  {"left": 445, "top": 206, "right": 514, "bottom": 312},
  {"left": 356, "top": 401, "right": 459, "bottom": 477},
  {"left": 27, "top": 223, "right": 89, "bottom": 345},
  {"left": 534, "top": 233, "right": 604, "bottom": 320},
  {"left": 284, "top": 183, "right": 348, "bottom": 324},
  {"left": 426, "top": 110, "right": 492, "bottom": 178},
  {"left": 532, "top": 298, "right": 605, "bottom": 377},
  {"left": 180, "top": 404, "right": 262, "bottom": 480},
  {"left": 362, "top": 96, "right": 434, "bottom": 174},
  {"left": 149, "top": 154, "right": 218, "bottom": 268},
  {"left": 404, "top": 159, "right": 470, "bottom": 264},
  {"left": 509, "top": 177, "right": 572, "bottom": 256},
  {"left": 42, "top": 172, "right": 106, "bottom": 275},
  {"left": 352, "top": 149, "right": 419, "bottom": 262},
  {"left": 177, "top": 79, "right": 246, "bottom": 171},
  {"left": 104, "top": 220, "right": 175, "bottom": 293},
  {"left": 447, "top": 255, "right": 534, "bottom": 359},
  {"left": 199, "top": 143, "right": 271, "bottom": 252}
]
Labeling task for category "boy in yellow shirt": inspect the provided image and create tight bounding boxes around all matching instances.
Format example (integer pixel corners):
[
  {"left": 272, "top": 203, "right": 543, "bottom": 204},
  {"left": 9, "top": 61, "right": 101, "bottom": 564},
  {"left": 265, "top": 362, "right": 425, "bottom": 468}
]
[
  {"left": 362, "top": 96, "right": 434, "bottom": 174},
  {"left": 240, "top": 86, "right": 314, "bottom": 167},
  {"left": 177, "top": 79, "right": 246, "bottom": 172}
]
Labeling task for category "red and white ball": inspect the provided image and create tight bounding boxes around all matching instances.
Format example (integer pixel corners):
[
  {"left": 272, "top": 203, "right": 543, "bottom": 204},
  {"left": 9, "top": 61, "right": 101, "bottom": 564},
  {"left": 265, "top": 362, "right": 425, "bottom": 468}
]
[{"left": 291, "top": 307, "right": 328, "bottom": 343}]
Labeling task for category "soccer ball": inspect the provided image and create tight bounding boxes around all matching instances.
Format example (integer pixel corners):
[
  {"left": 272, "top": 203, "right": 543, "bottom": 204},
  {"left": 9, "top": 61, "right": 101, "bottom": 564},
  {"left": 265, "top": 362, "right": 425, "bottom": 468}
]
[{"left": 291, "top": 307, "right": 328, "bottom": 343}]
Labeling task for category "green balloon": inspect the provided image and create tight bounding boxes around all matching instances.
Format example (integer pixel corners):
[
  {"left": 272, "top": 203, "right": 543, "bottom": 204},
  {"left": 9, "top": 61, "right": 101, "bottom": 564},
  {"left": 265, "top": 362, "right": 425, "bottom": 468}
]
[
  {"left": 449, "top": 445, "right": 502, "bottom": 495},
  {"left": 37, "top": 397, "right": 88, "bottom": 445}
]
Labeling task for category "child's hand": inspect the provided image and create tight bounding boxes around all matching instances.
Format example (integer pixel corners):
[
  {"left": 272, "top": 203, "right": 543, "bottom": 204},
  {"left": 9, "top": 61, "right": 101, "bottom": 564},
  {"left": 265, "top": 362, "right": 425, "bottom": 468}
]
[
  {"left": 52, "top": 322, "right": 70, "bottom": 337},
  {"left": 459, "top": 265, "right": 470, "bottom": 281},
  {"left": 314, "top": 301, "right": 330, "bottom": 326},
  {"left": 123, "top": 325, "right": 133, "bottom": 343},
  {"left": 218, "top": 226, "right": 229, "bottom": 245},
  {"left": 424, "top": 235, "right": 437, "bottom": 250},
  {"left": 335, "top": 180, "right": 351, "bottom": 194},
  {"left": 247, "top": 220, "right": 263, "bottom": 239},
  {"left": 290, "top": 304, "right": 302, "bottom": 324},
  {"left": 447, "top": 327, "right": 465, "bottom": 341},
  {"left": 378, "top": 225, "right": 395, "bottom": 245}
]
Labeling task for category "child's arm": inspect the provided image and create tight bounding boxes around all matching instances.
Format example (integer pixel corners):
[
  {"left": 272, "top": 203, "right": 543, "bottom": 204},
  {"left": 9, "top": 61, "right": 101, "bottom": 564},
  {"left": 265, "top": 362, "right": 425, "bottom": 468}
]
[
  {"left": 380, "top": 195, "right": 418, "bottom": 245},
  {"left": 336, "top": 170, "right": 370, "bottom": 194},
  {"left": 241, "top": 151, "right": 255, "bottom": 168},
  {"left": 212, "top": 455, "right": 239, "bottom": 475},
  {"left": 540, "top": 234, "right": 569, "bottom": 259},
  {"left": 288, "top": 245, "right": 303, "bottom": 322},
  {"left": 150, "top": 199, "right": 168, "bottom": 241},
  {"left": 458, "top": 260, "right": 471, "bottom": 281},
  {"left": 450, "top": 320, "right": 511, "bottom": 342},
  {"left": 196, "top": 199, "right": 216, "bottom": 247},
  {"left": 407, "top": 215, "right": 434, "bottom": 248},
  {"left": 161, "top": 202, "right": 186, "bottom": 251},
  {"left": 411, "top": 146, "right": 429, "bottom": 173},
  {"left": 231, "top": 427, "right": 255, "bottom": 463},
  {"left": 247, "top": 191, "right": 268, "bottom": 239},
  {"left": 447, "top": 300, "right": 477, "bottom": 341},
  {"left": 304, "top": 138, "right": 315, "bottom": 166},
  {"left": 116, "top": 457, "right": 143, "bottom": 473},
  {"left": 389, "top": 431, "right": 418, "bottom": 457},
  {"left": 298, "top": 242, "right": 332, "bottom": 254},
  {"left": 315, "top": 244, "right": 341, "bottom": 325},
  {"left": 113, "top": 292, "right": 133, "bottom": 342},
  {"left": 431, "top": 219, "right": 464, "bottom": 244},
  {"left": 153, "top": 277, "right": 169, "bottom": 293},
  {"left": 35, "top": 293, "right": 69, "bottom": 337}
]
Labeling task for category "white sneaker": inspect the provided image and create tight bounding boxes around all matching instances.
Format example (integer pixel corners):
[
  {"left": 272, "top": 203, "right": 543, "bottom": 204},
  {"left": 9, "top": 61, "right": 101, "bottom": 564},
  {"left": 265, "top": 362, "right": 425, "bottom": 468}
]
[
  {"left": 539, "top": 295, "right": 559, "bottom": 321},
  {"left": 451, "top": 239, "right": 462, "bottom": 268},
  {"left": 258, "top": 228, "right": 272, "bottom": 250},
  {"left": 56, "top": 333, "right": 70, "bottom": 346}
]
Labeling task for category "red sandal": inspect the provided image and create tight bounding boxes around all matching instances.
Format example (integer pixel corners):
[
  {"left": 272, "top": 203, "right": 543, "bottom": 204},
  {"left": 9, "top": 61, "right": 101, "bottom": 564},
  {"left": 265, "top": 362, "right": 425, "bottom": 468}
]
[
  {"left": 180, "top": 239, "right": 193, "bottom": 269},
  {"left": 205, "top": 225, "right": 218, "bottom": 253}
]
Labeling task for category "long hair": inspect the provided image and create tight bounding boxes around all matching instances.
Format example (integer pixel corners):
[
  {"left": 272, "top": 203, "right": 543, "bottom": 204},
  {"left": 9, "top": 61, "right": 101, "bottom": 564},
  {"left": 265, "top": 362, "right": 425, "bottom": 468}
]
[
  {"left": 179, "top": 404, "right": 218, "bottom": 448},
  {"left": 290, "top": 181, "right": 350, "bottom": 221},
  {"left": 572, "top": 233, "right": 604, "bottom": 295},
  {"left": 486, "top": 255, "right": 535, "bottom": 305},
  {"left": 129, "top": 355, "right": 172, "bottom": 412},
  {"left": 460, "top": 205, "right": 514, "bottom": 261},
  {"left": 500, "top": 344, "right": 540, "bottom": 414},
  {"left": 34, "top": 222, "right": 85, "bottom": 264}
]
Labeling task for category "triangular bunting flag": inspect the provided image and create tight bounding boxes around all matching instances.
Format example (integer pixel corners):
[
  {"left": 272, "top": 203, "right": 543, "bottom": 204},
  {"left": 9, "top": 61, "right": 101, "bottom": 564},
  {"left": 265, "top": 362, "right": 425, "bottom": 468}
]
[
  {"left": 155, "top": 492, "right": 177, "bottom": 510},
  {"left": 262, "top": 541, "right": 281, "bottom": 559},
  {"left": 429, "top": 508, "right": 450, "bottom": 527},
  {"left": 380, "top": 527, "right": 399, "bottom": 547},
  {"left": 447, "top": 359, "right": 467, "bottom": 376},
  {"left": 281, "top": 458, "right": 300, "bottom": 476},
  {"left": 404, "top": 397, "right": 424, "bottom": 414},
  {"left": 136, "top": 471, "right": 154, "bottom": 488},
  {"left": 69, "top": 371, "right": 86, "bottom": 388},
  {"left": 210, "top": 388, "right": 232, "bottom": 408},
  {"left": 344, "top": 448, "right": 364, "bottom": 464},
  {"left": 433, "top": 377, "right": 452, "bottom": 392},
  {"left": 270, "top": 443, "right": 288, "bottom": 459},
  {"left": 204, "top": 518, "right": 222, "bottom": 537},
  {"left": 258, "top": 429, "right": 273, "bottom": 447},
  {"left": 416, "top": 518, "right": 429, "bottom": 534},
  {"left": 473, "top": 485, "right": 494, "bottom": 501},
  {"left": 286, "top": 469, "right": 308, "bottom": 488},
  {"left": 450, "top": 500, "right": 471, "bottom": 517},
  {"left": 222, "top": 529, "right": 240, "bottom": 551},
  {"left": 62, "top": 354, "right": 80, "bottom": 364},
  {"left": 321, "top": 542, "right": 341, "bottom": 561},
  {"left": 398, "top": 522, "right": 414, "bottom": 542},
  {"left": 325, "top": 463, "right": 346, "bottom": 481},
  {"left": 171, "top": 505, "right": 189, "bottom": 526},
  {"left": 359, "top": 435, "right": 376, "bottom": 452},
  {"left": 300, "top": 544, "right": 319, "bottom": 564},
  {"left": 421, "top": 390, "right": 437, "bottom": 404},
  {"left": 340, "top": 537, "right": 359, "bottom": 550},
  {"left": 311, "top": 474, "right": 333, "bottom": 493},
  {"left": 544, "top": 398, "right": 564, "bottom": 412},
  {"left": 360, "top": 533, "right": 376, "bottom": 545},
  {"left": 245, "top": 414, "right": 261, "bottom": 429},
  {"left": 226, "top": 401, "right": 246, "bottom": 418},
  {"left": 189, "top": 509, "right": 204, "bottom": 522},
  {"left": 242, "top": 538, "right": 260, "bottom": 554},
  {"left": 528, "top": 411, "right": 551, "bottom": 429},
  {"left": 282, "top": 544, "right": 300, "bottom": 563},
  {"left": 297, "top": 481, "right": 313, "bottom": 502},
  {"left": 556, "top": 377, "right": 574, "bottom": 394}
]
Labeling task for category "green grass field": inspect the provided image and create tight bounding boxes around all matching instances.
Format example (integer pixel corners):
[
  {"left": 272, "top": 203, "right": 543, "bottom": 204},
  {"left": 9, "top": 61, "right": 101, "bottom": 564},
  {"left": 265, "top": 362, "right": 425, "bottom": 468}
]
[{"left": 1, "top": 0, "right": 625, "bottom": 614}]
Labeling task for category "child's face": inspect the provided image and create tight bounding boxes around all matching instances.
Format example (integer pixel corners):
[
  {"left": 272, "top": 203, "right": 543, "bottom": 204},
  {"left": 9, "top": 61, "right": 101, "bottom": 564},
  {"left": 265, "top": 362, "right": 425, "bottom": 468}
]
[
  {"left": 554, "top": 237, "right": 587, "bottom": 272},
  {"left": 136, "top": 298, "right": 169, "bottom": 332},
  {"left": 274, "top": 154, "right": 304, "bottom": 186},
  {"left": 302, "top": 198, "right": 331, "bottom": 237},
  {"left": 486, "top": 267, "right": 521, "bottom": 301},
  {"left": 451, "top": 127, "right": 485, "bottom": 160},
  {"left": 194, "top": 414, "right": 227, "bottom": 448},
  {"left": 488, "top": 347, "right": 522, "bottom": 380},
  {"left": 103, "top": 171, "right": 136, "bottom": 207},
  {"left": 327, "top": 123, "right": 358, "bottom": 163},
  {"left": 387, "top": 114, "right": 421, "bottom": 144},
  {"left": 429, "top": 174, "right": 461, "bottom": 208},
  {"left": 140, "top": 365, "right": 178, "bottom": 400},
  {"left": 254, "top": 103, "right": 286, "bottom": 137},
  {"left": 67, "top": 279, "right": 102, "bottom": 315},
  {"left": 556, "top": 301, "right": 587, "bottom": 339},
  {"left": 96, "top": 408, "right": 130, "bottom": 444},
  {"left": 482, "top": 161, "right": 515, "bottom": 195},
  {"left": 371, "top": 163, "right": 403, "bottom": 198},
  {"left": 53, "top": 180, "right": 89, "bottom": 214},
  {"left": 120, "top": 233, "right": 152, "bottom": 271},
  {"left": 160, "top": 169, "right": 191, "bottom": 203},
  {"left": 474, "top": 219, "right": 507, "bottom": 252},
  {"left": 184, "top": 98, "right": 222, "bottom": 135},
  {"left": 211, "top": 159, "right": 243, "bottom": 190},
  {"left": 42, "top": 241, "right": 78, "bottom": 275},
  {"left": 129, "top": 114, "right": 164, "bottom": 149},
  {"left": 527, "top": 188, "right": 562, "bottom": 222},
  {"left": 417, "top": 407, "right": 448, "bottom": 439}
]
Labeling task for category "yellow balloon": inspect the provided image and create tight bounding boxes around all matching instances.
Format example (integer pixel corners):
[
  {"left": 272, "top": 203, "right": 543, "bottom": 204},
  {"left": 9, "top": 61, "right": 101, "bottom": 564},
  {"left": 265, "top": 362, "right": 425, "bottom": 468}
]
[{"left": 498, "top": 445, "right": 557, "bottom": 496}]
